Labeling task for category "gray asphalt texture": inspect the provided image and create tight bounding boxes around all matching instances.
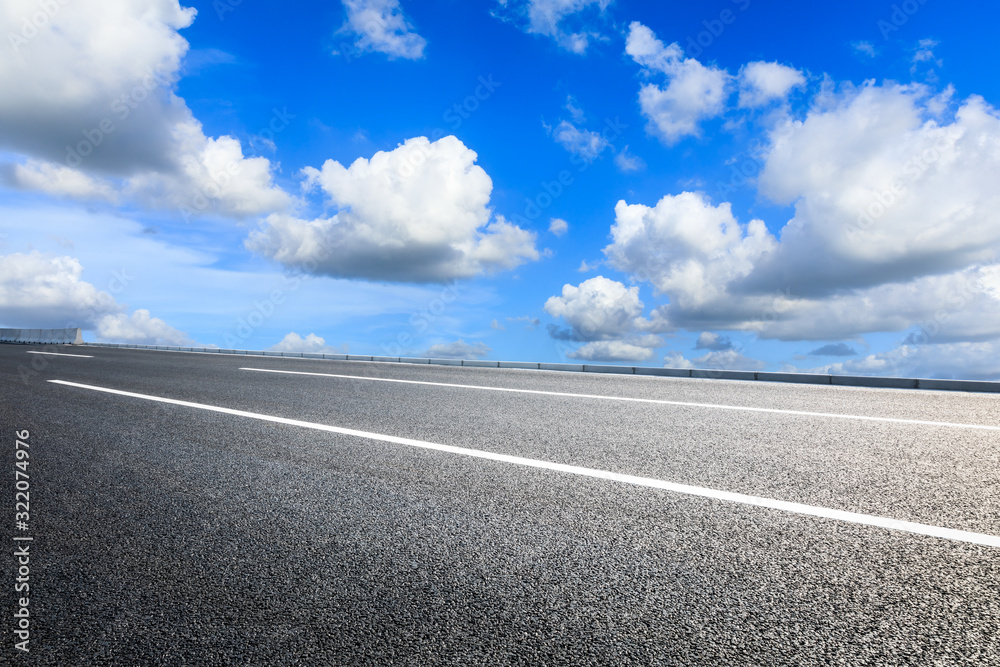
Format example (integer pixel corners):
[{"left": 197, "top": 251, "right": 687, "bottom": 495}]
[{"left": 2, "top": 344, "right": 999, "bottom": 666}]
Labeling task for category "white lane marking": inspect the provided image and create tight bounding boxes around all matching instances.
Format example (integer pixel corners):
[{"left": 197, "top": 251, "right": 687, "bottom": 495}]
[
  {"left": 49, "top": 379, "right": 1000, "bottom": 549},
  {"left": 26, "top": 351, "right": 93, "bottom": 358},
  {"left": 240, "top": 367, "right": 1000, "bottom": 432}
]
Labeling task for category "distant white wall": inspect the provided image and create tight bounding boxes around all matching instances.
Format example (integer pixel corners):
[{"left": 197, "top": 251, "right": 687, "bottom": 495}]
[{"left": 0, "top": 328, "right": 83, "bottom": 345}]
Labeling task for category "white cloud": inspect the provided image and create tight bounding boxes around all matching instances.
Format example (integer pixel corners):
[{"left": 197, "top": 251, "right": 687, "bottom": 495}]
[
  {"left": 94, "top": 309, "right": 189, "bottom": 345},
  {"left": 737, "top": 61, "right": 806, "bottom": 108},
  {"left": 604, "top": 192, "right": 776, "bottom": 314},
  {"left": 341, "top": 0, "right": 426, "bottom": 60},
  {"left": 0, "top": 203, "right": 463, "bottom": 353},
  {"left": 497, "top": 0, "right": 612, "bottom": 54},
  {"left": 564, "top": 96, "right": 586, "bottom": 123},
  {"left": 247, "top": 136, "right": 538, "bottom": 282},
  {"left": 0, "top": 251, "right": 120, "bottom": 328},
  {"left": 125, "top": 129, "right": 293, "bottom": 218},
  {"left": 545, "top": 276, "right": 648, "bottom": 340},
  {"left": 0, "top": 0, "right": 290, "bottom": 218},
  {"left": 423, "top": 339, "right": 491, "bottom": 359},
  {"left": 567, "top": 340, "right": 655, "bottom": 362},
  {"left": 667, "top": 348, "right": 765, "bottom": 371},
  {"left": 663, "top": 352, "right": 694, "bottom": 369},
  {"left": 2, "top": 160, "right": 118, "bottom": 202},
  {"left": 597, "top": 80, "right": 1000, "bottom": 373},
  {"left": 853, "top": 41, "right": 877, "bottom": 58},
  {"left": 0, "top": 251, "right": 187, "bottom": 344},
  {"left": 759, "top": 265, "right": 1000, "bottom": 342},
  {"left": 268, "top": 332, "right": 346, "bottom": 354},
  {"left": 549, "top": 217, "right": 569, "bottom": 236},
  {"left": 551, "top": 120, "right": 609, "bottom": 162},
  {"left": 625, "top": 22, "right": 730, "bottom": 144},
  {"left": 695, "top": 332, "right": 734, "bottom": 351},
  {"left": 804, "top": 341, "right": 1000, "bottom": 381},
  {"left": 911, "top": 38, "right": 942, "bottom": 79},
  {"left": 544, "top": 276, "right": 668, "bottom": 359},
  {"left": 696, "top": 349, "right": 765, "bottom": 371},
  {"left": 752, "top": 84, "right": 1000, "bottom": 298},
  {"left": 614, "top": 146, "right": 645, "bottom": 172},
  {"left": 490, "top": 319, "right": 505, "bottom": 330}
]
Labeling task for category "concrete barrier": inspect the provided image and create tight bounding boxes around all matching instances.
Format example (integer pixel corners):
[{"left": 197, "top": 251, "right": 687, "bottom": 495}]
[
  {"left": 832, "top": 375, "right": 917, "bottom": 389},
  {"left": 498, "top": 361, "right": 540, "bottom": 370},
  {"left": 691, "top": 369, "right": 757, "bottom": 381},
  {"left": 539, "top": 363, "right": 585, "bottom": 372},
  {"left": 916, "top": 378, "right": 1000, "bottom": 393},
  {"left": 429, "top": 358, "right": 463, "bottom": 366},
  {"left": 635, "top": 367, "right": 692, "bottom": 378},
  {"left": 0, "top": 328, "right": 83, "bottom": 345},
  {"left": 584, "top": 364, "right": 635, "bottom": 375},
  {"left": 462, "top": 360, "right": 500, "bottom": 368},
  {"left": 757, "top": 372, "right": 833, "bottom": 385}
]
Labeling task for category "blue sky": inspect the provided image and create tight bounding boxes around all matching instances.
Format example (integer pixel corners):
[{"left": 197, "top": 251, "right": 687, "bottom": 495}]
[{"left": 3, "top": 0, "right": 1000, "bottom": 379}]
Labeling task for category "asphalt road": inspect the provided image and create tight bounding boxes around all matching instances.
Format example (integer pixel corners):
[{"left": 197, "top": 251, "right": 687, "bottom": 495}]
[{"left": 2, "top": 344, "right": 999, "bottom": 666}]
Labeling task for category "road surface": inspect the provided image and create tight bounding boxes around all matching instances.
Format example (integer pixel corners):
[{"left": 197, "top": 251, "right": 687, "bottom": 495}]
[{"left": 2, "top": 344, "right": 999, "bottom": 665}]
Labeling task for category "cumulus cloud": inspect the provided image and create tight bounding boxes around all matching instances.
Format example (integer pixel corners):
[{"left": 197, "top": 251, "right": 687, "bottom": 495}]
[
  {"left": 737, "top": 61, "right": 806, "bottom": 108},
  {"left": 496, "top": 0, "right": 612, "bottom": 54},
  {"left": 544, "top": 276, "right": 667, "bottom": 360},
  {"left": 340, "top": 0, "right": 426, "bottom": 60},
  {"left": 423, "top": 339, "right": 491, "bottom": 359},
  {"left": 746, "top": 85, "right": 1000, "bottom": 308},
  {"left": 125, "top": 130, "right": 292, "bottom": 218},
  {"left": 247, "top": 136, "right": 538, "bottom": 282},
  {"left": 0, "top": 251, "right": 188, "bottom": 344},
  {"left": 753, "top": 84, "right": 998, "bottom": 288},
  {"left": 545, "top": 276, "right": 662, "bottom": 340},
  {"left": 0, "top": 251, "right": 120, "bottom": 328},
  {"left": 0, "top": 0, "right": 290, "bottom": 218},
  {"left": 549, "top": 218, "right": 569, "bottom": 236},
  {"left": 598, "top": 82, "right": 1000, "bottom": 353},
  {"left": 268, "top": 332, "right": 346, "bottom": 354},
  {"left": 604, "top": 192, "right": 776, "bottom": 316},
  {"left": 625, "top": 22, "right": 730, "bottom": 144}
]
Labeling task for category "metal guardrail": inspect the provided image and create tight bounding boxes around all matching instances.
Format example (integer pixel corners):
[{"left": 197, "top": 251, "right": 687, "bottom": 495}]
[{"left": 72, "top": 342, "right": 1000, "bottom": 394}]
